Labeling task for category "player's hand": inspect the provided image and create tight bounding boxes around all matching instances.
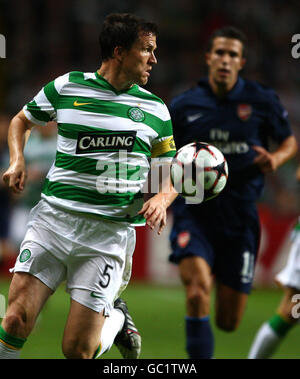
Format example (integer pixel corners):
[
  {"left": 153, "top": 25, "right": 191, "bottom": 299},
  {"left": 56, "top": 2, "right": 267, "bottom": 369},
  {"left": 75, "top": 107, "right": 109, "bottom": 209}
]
[
  {"left": 138, "top": 193, "right": 168, "bottom": 235},
  {"left": 2, "top": 160, "right": 27, "bottom": 193},
  {"left": 252, "top": 145, "right": 279, "bottom": 173}
]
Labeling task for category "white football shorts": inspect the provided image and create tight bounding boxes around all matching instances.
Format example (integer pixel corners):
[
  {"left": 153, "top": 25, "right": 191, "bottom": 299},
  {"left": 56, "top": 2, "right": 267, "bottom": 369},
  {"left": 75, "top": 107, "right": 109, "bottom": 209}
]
[
  {"left": 276, "top": 228, "right": 300, "bottom": 290},
  {"left": 12, "top": 199, "right": 136, "bottom": 315}
]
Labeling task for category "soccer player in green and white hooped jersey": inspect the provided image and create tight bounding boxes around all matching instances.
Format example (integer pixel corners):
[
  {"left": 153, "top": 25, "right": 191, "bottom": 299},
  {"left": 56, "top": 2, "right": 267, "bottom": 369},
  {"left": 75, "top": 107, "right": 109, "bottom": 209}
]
[
  {"left": 25, "top": 69, "right": 174, "bottom": 225},
  {"left": 0, "top": 13, "right": 178, "bottom": 359}
]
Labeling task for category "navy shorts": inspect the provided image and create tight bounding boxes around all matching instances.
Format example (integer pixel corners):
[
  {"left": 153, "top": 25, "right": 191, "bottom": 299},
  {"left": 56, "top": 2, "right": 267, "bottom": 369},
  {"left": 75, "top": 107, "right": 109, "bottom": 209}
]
[{"left": 169, "top": 196, "right": 260, "bottom": 294}]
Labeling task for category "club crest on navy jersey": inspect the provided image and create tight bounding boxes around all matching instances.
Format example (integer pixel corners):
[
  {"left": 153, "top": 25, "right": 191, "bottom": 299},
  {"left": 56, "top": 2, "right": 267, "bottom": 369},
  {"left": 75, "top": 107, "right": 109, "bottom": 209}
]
[{"left": 237, "top": 104, "right": 252, "bottom": 121}]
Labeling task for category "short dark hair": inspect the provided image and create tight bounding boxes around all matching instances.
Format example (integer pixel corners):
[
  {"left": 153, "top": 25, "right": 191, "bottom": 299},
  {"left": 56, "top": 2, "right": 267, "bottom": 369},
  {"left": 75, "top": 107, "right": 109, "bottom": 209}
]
[
  {"left": 206, "top": 26, "right": 247, "bottom": 57},
  {"left": 99, "top": 13, "right": 158, "bottom": 61}
]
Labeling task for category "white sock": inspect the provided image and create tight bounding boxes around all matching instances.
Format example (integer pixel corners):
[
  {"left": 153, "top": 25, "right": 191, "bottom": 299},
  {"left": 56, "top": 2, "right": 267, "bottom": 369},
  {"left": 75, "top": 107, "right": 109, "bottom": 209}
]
[
  {"left": 0, "top": 341, "right": 21, "bottom": 359},
  {"left": 96, "top": 309, "right": 125, "bottom": 358},
  {"left": 248, "top": 322, "right": 281, "bottom": 359}
]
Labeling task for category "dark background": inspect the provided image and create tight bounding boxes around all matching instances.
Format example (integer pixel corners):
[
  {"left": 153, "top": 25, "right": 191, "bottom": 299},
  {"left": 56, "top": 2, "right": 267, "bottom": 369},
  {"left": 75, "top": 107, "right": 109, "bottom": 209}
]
[{"left": 0, "top": 0, "right": 300, "bottom": 217}]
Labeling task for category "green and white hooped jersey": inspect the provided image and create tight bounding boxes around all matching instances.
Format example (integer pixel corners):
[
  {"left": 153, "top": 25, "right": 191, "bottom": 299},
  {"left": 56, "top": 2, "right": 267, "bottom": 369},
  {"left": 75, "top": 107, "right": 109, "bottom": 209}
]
[{"left": 23, "top": 71, "right": 176, "bottom": 225}]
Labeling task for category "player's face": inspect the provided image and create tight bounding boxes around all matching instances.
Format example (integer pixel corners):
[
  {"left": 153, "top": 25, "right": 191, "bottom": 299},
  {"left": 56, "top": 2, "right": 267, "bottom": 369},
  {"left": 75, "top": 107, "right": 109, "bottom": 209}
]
[
  {"left": 121, "top": 32, "right": 157, "bottom": 86},
  {"left": 206, "top": 37, "right": 246, "bottom": 92}
]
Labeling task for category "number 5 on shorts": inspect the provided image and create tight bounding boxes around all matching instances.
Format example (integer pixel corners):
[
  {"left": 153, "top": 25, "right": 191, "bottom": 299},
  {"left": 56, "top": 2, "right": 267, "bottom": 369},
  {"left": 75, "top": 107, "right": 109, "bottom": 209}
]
[{"left": 100, "top": 264, "right": 113, "bottom": 288}]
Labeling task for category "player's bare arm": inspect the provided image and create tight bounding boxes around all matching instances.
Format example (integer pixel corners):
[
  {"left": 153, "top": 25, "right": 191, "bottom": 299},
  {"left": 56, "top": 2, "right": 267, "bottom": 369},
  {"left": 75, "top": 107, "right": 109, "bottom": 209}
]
[
  {"left": 252, "top": 135, "right": 298, "bottom": 173},
  {"left": 2, "top": 110, "right": 35, "bottom": 193},
  {"left": 139, "top": 179, "right": 178, "bottom": 235}
]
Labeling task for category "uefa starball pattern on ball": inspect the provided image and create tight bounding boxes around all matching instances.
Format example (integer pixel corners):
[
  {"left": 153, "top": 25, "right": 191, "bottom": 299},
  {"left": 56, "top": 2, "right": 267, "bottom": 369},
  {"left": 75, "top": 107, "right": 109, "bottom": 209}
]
[{"left": 170, "top": 142, "right": 228, "bottom": 204}]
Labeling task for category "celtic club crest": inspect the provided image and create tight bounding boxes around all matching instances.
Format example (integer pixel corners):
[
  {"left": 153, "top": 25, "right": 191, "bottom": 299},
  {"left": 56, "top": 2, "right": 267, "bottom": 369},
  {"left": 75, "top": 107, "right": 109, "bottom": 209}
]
[
  {"left": 128, "top": 107, "right": 145, "bottom": 122},
  {"left": 19, "top": 249, "right": 31, "bottom": 263}
]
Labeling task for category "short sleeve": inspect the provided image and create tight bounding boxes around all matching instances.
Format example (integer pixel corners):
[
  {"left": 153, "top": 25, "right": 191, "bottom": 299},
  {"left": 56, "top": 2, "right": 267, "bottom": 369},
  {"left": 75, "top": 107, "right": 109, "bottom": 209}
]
[
  {"left": 23, "top": 73, "right": 68, "bottom": 126},
  {"left": 151, "top": 104, "right": 176, "bottom": 159}
]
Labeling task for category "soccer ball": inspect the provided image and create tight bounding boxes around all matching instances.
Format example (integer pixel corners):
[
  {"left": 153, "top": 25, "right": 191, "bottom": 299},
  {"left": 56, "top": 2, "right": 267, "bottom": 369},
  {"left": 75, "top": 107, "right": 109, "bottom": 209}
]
[{"left": 170, "top": 142, "right": 228, "bottom": 203}]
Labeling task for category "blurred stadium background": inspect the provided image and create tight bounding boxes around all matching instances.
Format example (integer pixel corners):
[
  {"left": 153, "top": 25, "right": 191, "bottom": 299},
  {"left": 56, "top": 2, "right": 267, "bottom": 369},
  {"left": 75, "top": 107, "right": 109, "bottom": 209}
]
[{"left": 0, "top": 0, "right": 300, "bottom": 359}]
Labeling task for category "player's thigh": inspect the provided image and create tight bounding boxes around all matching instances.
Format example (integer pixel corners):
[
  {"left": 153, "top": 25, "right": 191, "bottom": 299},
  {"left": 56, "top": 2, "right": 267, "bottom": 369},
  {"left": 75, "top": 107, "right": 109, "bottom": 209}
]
[
  {"left": 3, "top": 272, "right": 53, "bottom": 338},
  {"left": 66, "top": 221, "right": 135, "bottom": 315},
  {"left": 276, "top": 286, "right": 300, "bottom": 323},
  {"left": 171, "top": 221, "right": 214, "bottom": 293},
  {"left": 63, "top": 251, "right": 129, "bottom": 357},
  {"left": 215, "top": 281, "right": 248, "bottom": 331},
  {"left": 62, "top": 299, "right": 106, "bottom": 358}
]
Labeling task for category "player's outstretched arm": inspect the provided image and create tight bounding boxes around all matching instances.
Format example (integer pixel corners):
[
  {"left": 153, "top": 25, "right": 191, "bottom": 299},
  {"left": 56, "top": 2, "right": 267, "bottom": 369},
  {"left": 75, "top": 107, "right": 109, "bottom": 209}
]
[
  {"left": 252, "top": 135, "right": 298, "bottom": 174},
  {"left": 138, "top": 180, "right": 178, "bottom": 235},
  {"left": 2, "top": 110, "right": 35, "bottom": 193}
]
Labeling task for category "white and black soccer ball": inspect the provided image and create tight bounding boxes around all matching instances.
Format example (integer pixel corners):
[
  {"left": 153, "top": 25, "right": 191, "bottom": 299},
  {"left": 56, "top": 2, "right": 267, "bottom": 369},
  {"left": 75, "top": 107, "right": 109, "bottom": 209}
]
[{"left": 170, "top": 142, "right": 228, "bottom": 204}]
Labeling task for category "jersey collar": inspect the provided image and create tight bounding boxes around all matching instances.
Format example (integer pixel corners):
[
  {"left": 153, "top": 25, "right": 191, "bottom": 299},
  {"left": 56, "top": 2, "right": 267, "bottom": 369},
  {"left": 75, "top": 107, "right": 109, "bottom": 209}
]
[
  {"left": 198, "top": 76, "right": 245, "bottom": 100},
  {"left": 94, "top": 71, "right": 138, "bottom": 95},
  {"left": 227, "top": 77, "right": 245, "bottom": 99}
]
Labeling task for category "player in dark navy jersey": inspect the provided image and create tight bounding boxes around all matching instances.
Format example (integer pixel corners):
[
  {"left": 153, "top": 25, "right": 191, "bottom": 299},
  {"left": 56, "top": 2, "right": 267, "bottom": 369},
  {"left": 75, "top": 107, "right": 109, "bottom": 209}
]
[{"left": 169, "top": 26, "right": 298, "bottom": 359}]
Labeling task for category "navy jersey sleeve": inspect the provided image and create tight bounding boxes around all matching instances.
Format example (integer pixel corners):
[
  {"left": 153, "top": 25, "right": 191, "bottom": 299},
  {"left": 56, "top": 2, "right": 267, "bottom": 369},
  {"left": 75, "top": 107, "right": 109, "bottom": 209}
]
[{"left": 266, "top": 90, "right": 292, "bottom": 143}]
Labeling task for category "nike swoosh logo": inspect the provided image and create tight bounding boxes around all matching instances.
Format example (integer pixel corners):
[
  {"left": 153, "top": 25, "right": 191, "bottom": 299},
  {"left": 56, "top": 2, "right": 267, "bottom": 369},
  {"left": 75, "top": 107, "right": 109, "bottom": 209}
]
[
  {"left": 90, "top": 291, "right": 102, "bottom": 298},
  {"left": 74, "top": 100, "right": 93, "bottom": 106},
  {"left": 187, "top": 113, "right": 203, "bottom": 123}
]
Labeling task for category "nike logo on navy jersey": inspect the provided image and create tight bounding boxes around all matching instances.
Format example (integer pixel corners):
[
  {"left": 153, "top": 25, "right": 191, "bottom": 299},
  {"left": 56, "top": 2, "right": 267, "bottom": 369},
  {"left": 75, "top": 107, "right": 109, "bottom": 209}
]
[{"left": 187, "top": 113, "right": 203, "bottom": 123}]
